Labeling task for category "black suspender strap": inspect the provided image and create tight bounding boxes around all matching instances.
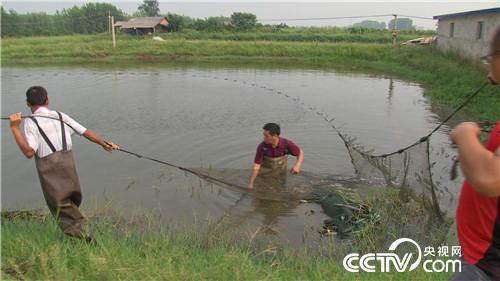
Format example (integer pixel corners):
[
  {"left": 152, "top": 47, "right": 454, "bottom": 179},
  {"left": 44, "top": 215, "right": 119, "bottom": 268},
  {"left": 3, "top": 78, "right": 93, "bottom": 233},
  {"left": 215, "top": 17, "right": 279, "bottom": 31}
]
[
  {"left": 56, "top": 111, "right": 67, "bottom": 151},
  {"left": 29, "top": 116, "right": 56, "bottom": 153}
]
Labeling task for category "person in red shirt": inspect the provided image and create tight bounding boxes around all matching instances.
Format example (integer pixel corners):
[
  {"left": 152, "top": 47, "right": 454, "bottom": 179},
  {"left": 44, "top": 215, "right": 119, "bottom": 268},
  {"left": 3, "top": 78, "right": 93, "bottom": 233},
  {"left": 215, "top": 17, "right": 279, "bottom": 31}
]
[
  {"left": 248, "top": 123, "right": 304, "bottom": 189},
  {"left": 449, "top": 27, "right": 500, "bottom": 281}
]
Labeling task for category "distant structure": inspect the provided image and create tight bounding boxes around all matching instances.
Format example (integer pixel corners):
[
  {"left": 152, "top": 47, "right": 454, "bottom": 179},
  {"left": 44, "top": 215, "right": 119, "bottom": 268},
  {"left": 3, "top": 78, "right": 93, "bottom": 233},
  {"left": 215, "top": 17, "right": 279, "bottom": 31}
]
[
  {"left": 115, "top": 17, "right": 169, "bottom": 35},
  {"left": 433, "top": 7, "right": 500, "bottom": 62},
  {"left": 352, "top": 20, "right": 386, "bottom": 30}
]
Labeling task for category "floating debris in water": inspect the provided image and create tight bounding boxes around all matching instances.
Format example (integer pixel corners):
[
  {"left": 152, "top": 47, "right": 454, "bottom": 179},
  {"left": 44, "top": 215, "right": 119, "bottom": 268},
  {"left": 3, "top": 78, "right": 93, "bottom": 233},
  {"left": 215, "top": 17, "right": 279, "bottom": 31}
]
[{"left": 125, "top": 178, "right": 136, "bottom": 191}]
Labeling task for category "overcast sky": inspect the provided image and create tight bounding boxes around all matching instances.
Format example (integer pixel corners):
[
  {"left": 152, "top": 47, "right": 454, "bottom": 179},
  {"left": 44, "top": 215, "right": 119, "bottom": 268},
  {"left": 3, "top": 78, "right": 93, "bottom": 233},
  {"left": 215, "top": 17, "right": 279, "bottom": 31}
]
[{"left": 2, "top": 1, "right": 499, "bottom": 30}]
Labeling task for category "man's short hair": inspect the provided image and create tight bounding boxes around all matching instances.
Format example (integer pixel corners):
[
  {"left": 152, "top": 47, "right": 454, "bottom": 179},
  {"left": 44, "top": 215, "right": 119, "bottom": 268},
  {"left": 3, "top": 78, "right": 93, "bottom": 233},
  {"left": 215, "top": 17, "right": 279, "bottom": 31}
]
[
  {"left": 26, "top": 86, "right": 48, "bottom": 106},
  {"left": 263, "top": 123, "right": 280, "bottom": 136}
]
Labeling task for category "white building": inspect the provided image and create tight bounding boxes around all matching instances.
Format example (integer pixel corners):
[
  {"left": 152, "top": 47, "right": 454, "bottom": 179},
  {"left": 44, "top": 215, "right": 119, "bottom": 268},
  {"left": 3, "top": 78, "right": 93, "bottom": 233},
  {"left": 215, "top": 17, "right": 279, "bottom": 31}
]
[{"left": 433, "top": 7, "right": 500, "bottom": 61}]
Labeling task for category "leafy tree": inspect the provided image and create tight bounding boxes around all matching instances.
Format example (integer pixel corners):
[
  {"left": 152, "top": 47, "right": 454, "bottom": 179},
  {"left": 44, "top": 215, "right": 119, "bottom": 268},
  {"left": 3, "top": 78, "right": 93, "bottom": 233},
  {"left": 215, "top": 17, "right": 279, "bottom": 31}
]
[
  {"left": 137, "top": 0, "right": 160, "bottom": 17},
  {"left": 1, "top": 3, "right": 125, "bottom": 37},
  {"left": 193, "top": 16, "right": 230, "bottom": 32},
  {"left": 164, "top": 13, "right": 195, "bottom": 32},
  {"left": 230, "top": 12, "right": 257, "bottom": 31}
]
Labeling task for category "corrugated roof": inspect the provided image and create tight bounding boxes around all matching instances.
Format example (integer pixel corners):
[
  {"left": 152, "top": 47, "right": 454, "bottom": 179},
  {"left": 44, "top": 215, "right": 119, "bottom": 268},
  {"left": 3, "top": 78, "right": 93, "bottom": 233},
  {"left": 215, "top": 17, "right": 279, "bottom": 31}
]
[
  {"left": 433, "top": 7, "right": 500, "bottom": 20},
  {"left": 117, "top": 17, "right": 168, "bottom": 29}
]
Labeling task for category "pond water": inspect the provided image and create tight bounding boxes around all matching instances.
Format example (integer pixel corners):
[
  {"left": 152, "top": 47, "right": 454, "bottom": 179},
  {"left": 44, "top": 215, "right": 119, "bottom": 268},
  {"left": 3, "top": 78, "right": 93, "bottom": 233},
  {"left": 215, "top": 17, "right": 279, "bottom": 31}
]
[{"left": 1, "top": 66, "right": 459, "bottom": 246}]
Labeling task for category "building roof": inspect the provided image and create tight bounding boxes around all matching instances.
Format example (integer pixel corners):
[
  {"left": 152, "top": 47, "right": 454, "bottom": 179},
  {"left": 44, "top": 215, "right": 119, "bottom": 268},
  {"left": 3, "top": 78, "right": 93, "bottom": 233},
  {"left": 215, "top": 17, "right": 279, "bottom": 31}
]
[
  {"left": 115, "top": 17, "right": 168, "bottom": 29},
  {"left": 433, "top": 7, "right": 500, "bottom": 20}
]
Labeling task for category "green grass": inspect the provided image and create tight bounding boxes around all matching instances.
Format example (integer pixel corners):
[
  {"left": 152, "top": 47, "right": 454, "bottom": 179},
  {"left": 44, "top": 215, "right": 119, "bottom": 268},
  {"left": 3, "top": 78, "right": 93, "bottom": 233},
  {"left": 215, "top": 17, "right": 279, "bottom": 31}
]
[
  {"left": 156, "top": 27, "right": 436, "bottom": 43},
  {"left": 1, "top": 25, "right": 435, "bottom": 43},
  {"left": 353, "top": 188, "right": 452, "bottom": 253},
  {"left": 0, "top": 32, "right": 496, "bottom": 279},
  {"left": 1, "top": 189, "right": 454, "bottom": 280},
  {"left": 2, "top": 33, "right": 498, "bottom": 121}
]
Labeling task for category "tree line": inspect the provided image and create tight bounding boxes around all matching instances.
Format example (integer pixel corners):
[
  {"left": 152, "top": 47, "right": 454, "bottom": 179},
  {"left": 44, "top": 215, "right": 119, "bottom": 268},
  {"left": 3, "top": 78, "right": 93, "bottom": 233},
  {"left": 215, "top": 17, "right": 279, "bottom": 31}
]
[
  {"left": 1, "top": 0, "right": 260, "bottom": 37},
  {"left": 1, "top": 3, "right": 127, "bottom": 37},
  {"left": 1, "top": 0, "right": 417, "bottom": 37}
]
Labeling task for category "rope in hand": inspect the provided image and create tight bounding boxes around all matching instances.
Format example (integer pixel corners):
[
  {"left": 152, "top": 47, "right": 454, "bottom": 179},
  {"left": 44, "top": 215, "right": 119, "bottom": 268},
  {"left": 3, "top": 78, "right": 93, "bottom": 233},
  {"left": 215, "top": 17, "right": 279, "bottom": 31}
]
[
  {"left": 449, "top": 120, "right": 499, "bottom": 180},
  {"left": 1, "top": 115, "right": 250, "bottom": 191}
]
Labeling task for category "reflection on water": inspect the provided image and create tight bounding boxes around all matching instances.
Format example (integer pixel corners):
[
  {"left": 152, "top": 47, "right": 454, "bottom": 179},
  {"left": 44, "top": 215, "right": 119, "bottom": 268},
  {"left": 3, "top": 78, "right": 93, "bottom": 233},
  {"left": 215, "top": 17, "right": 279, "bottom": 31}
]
[{"left": 1, "top": 66, "right": 457, "bottom": 246}]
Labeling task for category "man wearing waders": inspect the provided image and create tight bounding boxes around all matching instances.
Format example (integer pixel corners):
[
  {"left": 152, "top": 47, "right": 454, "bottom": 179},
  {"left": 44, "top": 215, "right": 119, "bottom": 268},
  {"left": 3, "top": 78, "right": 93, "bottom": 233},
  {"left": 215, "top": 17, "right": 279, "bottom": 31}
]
[
  {"left": 248, "top": 123, "right": 304, "bottom": 189},
  {"left": 449, "top": 27, "right": 500, "bottom": 281},
  {"left": 8, "top": 86, "right": 119, "bottom": 243}
]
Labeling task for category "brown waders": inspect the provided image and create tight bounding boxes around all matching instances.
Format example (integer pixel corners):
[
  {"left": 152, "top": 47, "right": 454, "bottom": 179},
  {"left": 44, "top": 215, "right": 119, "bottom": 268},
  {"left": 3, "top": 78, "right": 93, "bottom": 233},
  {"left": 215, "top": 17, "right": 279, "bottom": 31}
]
[
  {"left": 30, "top": 112, "right": 85, "bottom": 237},
  {"left": 260, "top": 155, "right": 288, "bottom": 175},
  {"left": 257, "top": 155, "right": 288, "bottom": 189},
  {"left": 253, "top": 155, "right": 295, "bottom": 233}
]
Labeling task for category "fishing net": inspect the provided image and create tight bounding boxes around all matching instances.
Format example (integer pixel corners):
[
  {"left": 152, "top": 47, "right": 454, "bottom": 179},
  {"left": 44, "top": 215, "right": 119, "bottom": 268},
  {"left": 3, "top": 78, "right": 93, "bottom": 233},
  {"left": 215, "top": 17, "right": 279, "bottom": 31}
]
[
  {"left": 3, "top": 73, "right": 489, "bottom": 235},
  {"left": 188, "top": 129, "right": 439, "bottom": 237},
  {"left": 97, "top": 75, "right": 489, "bottom": 233},
  {"left": 341, "top": 134, "right": 443, "bottom": 220},
  {"left": 330, "top": 82, "right": 490, "bottom": 221},
  {"left": 223, "top": 76, "right": 492, "bottom": 220},
  {"left": 189, "top": 167, "right": 380, "bottom": 236}
]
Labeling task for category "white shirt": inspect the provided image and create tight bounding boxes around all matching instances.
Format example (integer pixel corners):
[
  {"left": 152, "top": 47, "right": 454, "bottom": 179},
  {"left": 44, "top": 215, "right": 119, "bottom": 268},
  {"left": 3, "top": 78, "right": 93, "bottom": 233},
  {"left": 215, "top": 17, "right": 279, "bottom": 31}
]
[{"left": 23, "top": 107, "right": 87, "bottom": 158}]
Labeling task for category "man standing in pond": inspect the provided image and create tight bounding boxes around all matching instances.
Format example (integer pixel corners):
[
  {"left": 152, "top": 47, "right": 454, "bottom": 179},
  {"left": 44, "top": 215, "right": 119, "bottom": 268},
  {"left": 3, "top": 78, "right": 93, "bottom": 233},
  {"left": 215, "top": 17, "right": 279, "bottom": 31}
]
[
  {"left": 248, "top": 123, "right": 304, "bottom": 189},
  {"left": 8, "top": 86, "right": 120, "bottom": 243}
]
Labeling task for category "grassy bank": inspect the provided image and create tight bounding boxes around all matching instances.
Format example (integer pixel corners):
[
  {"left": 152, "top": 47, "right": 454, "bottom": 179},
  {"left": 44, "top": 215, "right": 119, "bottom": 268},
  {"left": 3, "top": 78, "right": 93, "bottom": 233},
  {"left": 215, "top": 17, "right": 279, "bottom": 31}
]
[
  {"left": 1, "top": 189, "right": 452, "bottom": 280},
  {"left": 154, "top": 27, "right": 435, "bottom": 43},
  {"left": 2, "top": 26, "right": 436, "bottom": 43},
  {"left": 2, "top": 34, "right": 497, "bottom": 121}
]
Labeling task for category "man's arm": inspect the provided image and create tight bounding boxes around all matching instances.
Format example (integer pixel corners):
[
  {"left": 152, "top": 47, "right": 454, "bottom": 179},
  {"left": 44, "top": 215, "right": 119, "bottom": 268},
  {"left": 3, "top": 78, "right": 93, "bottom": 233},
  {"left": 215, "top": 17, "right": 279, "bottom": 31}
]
[
  {"left": 60, "top": 112, "right": 118, "bottom": 152},
  {"left": 9, "top": 113, "right": 35, "bottom": 158},
  {"left": 291, "top": 149, "right": 304, "bottom": 174},
  {"left": 82, "top": 129, "right": 119, "bottom": 152},
  {"left": 451, "top": 122, "right": 500, "bottom": 197},
  {"left": 248, "top": 164, "right": 261, "bottom": 189}
]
